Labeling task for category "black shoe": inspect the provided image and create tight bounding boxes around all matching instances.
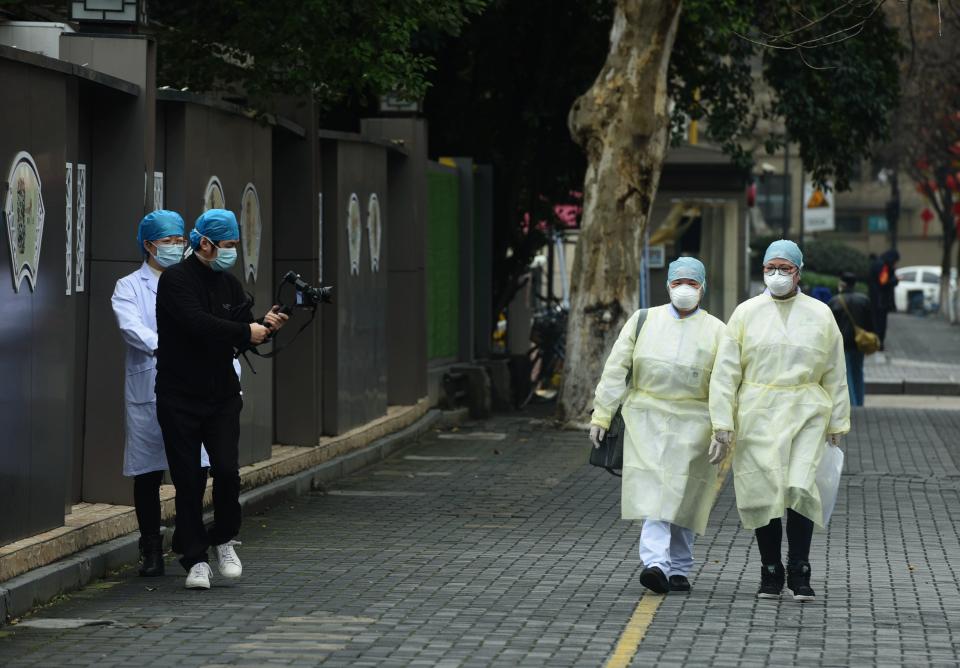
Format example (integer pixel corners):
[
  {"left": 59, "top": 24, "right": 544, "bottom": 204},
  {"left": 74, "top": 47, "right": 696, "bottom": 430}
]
[
  {"left": 639, "top": 566, "right": 670, "bottom": 594},
  {"left": 138, "top": 534, "right": 165, "bottom": 577},
  {"left": 787, "top": 561, "right": 816, "bottom": 602},
  {"left": 668, "top": 575, "right": 691, "bottom": 592},
  {"left": 757, "top": 563, "right": 784, "bottom": 599}
]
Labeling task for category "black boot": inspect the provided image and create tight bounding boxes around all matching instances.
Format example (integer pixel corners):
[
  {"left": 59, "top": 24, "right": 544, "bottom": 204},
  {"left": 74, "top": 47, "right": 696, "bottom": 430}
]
[
  {"left": 139, "top": 534, "right": 165, "bottom": 577},
  {"left": 757, "top": 563, "right": 785, "bottom": 599},
  {"left": 787, "top": 560, "right": 815, "bottom": 602}
]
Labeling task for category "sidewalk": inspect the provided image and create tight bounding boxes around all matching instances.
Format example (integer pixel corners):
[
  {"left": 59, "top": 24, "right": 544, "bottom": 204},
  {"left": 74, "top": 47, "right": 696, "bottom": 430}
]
[
  {"left": 865, "top": 313, "right": 960, "bottom": 394},
  {"left": 2, "top": 408, "right": 959, "bottom": 666}
]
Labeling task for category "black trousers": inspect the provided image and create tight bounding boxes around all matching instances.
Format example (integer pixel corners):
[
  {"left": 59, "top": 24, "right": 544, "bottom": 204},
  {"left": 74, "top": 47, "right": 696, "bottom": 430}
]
[
  {"left": 754, "top": 509, "right": 814, "bottom": 566},
  {"left": 157, "top": 393, "right": 242, "bottom": 571},
  {"left": 133, "top": 469, "right": 208, "bottom": 547}
]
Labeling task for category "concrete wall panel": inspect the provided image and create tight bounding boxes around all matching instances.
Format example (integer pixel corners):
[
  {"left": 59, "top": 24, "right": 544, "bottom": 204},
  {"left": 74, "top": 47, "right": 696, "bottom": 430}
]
[
  {"left": 361, "top": 119, "right": 428, "bottom": 405},
  {"left": 0, "top": 58, "right": 73, "bottom": 542},
  {"left": 321, "top": 139, "right": 389, "bottom": 434}
]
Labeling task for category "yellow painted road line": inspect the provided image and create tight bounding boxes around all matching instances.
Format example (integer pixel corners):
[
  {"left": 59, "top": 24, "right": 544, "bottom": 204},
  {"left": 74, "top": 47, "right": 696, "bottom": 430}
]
[{"left": 604, "top": 592, "right": 665, "bottom": 668}]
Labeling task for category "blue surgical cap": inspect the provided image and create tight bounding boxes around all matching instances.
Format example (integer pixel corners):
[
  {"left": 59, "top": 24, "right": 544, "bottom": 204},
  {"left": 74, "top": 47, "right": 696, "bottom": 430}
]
[
  {"left": 189, "top": 209, "right": 240, "bottom": 250},
  {"left": 137, "top": 210, "right": 185, "bottom": 256},
  {"left": 763, "top": 239, "right": 804, "bottom": 269},
  {"left": 667, "top": 256, "right": 706, "bottom": 288}
]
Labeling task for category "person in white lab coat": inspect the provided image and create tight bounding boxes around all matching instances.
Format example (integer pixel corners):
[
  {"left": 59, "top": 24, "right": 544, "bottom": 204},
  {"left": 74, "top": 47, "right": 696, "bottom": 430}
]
[{"left": 112, "top": 210, "right": 239, "bottom": 576}]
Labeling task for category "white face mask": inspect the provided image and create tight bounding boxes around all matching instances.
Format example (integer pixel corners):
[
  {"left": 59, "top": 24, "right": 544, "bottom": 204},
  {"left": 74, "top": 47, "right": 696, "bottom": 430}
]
[
  {"left": 669, "top": 284, "right": 701, "bottom": 311},
  {"left": 764, "top": 272, "right": 796, "bottom": 297}
]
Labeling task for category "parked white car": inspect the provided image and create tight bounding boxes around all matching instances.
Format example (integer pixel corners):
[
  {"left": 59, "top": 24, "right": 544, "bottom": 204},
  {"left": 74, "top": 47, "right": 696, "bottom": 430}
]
[{"left": 894, "top": 265, "right": 941, "bottom": 312}]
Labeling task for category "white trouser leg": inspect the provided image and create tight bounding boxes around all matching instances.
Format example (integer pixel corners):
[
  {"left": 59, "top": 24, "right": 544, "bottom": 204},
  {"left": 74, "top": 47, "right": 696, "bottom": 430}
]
[
  {"left": 668, "top": 524, "right": 696, "bottom": 577},
  {"left": 639, "top": 520, "right": 672, "bottom": 573}
]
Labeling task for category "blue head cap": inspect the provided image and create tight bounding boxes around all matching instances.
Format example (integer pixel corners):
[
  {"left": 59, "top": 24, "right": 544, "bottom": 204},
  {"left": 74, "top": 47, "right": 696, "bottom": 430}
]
[
  {"left": 763, "top": 239, "right": 804, "bottom": 269},
  {"left": 189, "top": 209, "right": 239, "bottom": 250},
  {"left": 137, "top": 210, "right": 185, "bottom": 257},
  {"left": 667, "top": 256, "right": 707, "bottom": 288}
]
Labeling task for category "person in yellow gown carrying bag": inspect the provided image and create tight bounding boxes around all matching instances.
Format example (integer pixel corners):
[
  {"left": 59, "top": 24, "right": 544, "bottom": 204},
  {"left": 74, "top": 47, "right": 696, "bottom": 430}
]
[
  {"left": 709, "top": 239, "right": 851, "bottom": 602},
  {"left": 589, "top": 257, "right": 726, "bottom": 594}
]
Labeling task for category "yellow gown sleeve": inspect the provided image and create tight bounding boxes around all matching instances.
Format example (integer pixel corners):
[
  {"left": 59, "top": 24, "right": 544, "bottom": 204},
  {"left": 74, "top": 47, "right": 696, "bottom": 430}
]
[
  {"left": 822, "top": 318, "right": 852, "bottom": 434},
  {"left": 709, "top": 308, "right": 743, "bottom": 432},
  {"left": 590, "top": 310, "right": 641, "bottom": 430}
]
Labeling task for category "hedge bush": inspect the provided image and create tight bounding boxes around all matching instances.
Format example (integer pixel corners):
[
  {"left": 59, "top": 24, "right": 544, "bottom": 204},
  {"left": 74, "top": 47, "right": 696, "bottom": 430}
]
[{"left": 749, "top": 235, "right": 871, "bottom": 280}]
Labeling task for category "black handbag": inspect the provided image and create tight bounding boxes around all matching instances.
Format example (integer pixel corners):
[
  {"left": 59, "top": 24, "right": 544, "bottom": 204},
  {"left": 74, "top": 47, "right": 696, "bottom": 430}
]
[{"left": 589, "top": 309, "right": 648, "bottom": 477}]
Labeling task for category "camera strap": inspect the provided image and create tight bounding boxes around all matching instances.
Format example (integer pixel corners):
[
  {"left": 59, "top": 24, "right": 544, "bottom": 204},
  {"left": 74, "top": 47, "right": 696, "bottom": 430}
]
[{"left": 235, "top": 305, "right": 318, "bottom": 372}]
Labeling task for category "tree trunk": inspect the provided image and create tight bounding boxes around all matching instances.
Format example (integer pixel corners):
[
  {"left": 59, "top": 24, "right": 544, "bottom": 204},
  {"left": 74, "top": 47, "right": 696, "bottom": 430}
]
[
  {"left": 886, "top": 168, "right": 900, "bottom": 251},
  {"left": 558, "top": 0, "right": 682, "bottom": 424}
]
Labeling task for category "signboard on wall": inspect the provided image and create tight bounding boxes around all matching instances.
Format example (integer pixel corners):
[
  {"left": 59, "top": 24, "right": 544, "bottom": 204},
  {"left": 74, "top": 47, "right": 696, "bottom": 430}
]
[
  {"left": 153, "top": 171, "right": 164, "bottom": 211},
  {"left": 367, "top": 193, "right": 382, "bottom": 272},
  {"left": 647, "top": 244, "right": 666, "bottom": 269},
  {"left": 65, "top": 163, "right": 73, "bottom": 296},
  {"left": 803, "top": 181, "right": 835, "bottom": 232},
  {"left": 203, "top": 176, "right": 225, "bottom": 211},
  {"left": 4, "top": 152, "right": 45, "bottom": 292},
  {"left": 347, "top": 194, "right": 362, "bottom": 276},
  {"left": 240, "top": 183, "right": 262, "bottom": 282},
  {"left": 75, "top": 164, "right": 86, "bottom": 292}
]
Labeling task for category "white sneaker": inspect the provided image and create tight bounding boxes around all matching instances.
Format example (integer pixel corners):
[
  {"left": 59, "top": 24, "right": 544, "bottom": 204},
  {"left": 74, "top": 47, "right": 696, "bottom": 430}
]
[
  {"left": 185, "top": 562, "right": 212, "bottom": 589},
  {"left": 215, "top": 540, "right": 242, "bottom": 578}
]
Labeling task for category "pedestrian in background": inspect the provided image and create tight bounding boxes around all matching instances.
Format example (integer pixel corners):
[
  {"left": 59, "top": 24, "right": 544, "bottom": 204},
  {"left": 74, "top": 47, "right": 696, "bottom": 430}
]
[
  {"left": 156, "top": 209, "right": 288, "bottom": 590},
  {"left": 868, "top": 249, "right": 900, "bottom": 347},
  {"left": 111, "top": 211, "right": 210, "bottom": 577},
  {"left": 710, "top": 240, "right": 850, "bottom": 602},
  {"left": 829, "top": 272, "right": 875, "bottom": 407},
  {"left": 589, "top": 257, "right": 726, "bottom": 594}
]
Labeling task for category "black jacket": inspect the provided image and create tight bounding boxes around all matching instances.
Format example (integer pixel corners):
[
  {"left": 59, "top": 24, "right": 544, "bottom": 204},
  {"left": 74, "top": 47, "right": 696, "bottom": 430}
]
[
  {"left": 828, "top": 289, "right": 875, "bottom": 351},
  {"left": 156, "top": 254, "right": 253, "bottom": 401}
]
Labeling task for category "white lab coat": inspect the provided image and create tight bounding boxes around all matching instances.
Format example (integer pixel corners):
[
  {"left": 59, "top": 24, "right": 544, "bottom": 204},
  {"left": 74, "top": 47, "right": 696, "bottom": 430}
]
[{"left": 112, "top": 262, "right": 241, "bottom": 476}]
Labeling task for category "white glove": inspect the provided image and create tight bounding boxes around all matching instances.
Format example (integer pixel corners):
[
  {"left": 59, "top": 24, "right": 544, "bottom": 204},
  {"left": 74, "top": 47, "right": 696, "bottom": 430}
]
[
  {"left": 708, "top": 435, "right": 729, "bottom": 465},
  {"left": 589, "top": 424, "right": 606, "bottom": 449},
  {"left": 828, "top": 433, "right": 843, "bottom": 447}
]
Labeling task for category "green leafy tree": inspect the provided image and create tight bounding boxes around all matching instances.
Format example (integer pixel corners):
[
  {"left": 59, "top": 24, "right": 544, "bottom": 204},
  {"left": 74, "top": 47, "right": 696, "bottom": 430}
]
[{"left": 148, "top": 0, "right": 487, "bottom": 109}]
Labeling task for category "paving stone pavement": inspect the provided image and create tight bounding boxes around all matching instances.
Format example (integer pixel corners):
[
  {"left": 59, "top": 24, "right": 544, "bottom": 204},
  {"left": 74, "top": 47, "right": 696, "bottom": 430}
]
[
  {"left": 2, "top": 409, "right": 960, "bottom": 667},
  {"left": 866, "top": 313, "right": 960, "bottom": 383}
]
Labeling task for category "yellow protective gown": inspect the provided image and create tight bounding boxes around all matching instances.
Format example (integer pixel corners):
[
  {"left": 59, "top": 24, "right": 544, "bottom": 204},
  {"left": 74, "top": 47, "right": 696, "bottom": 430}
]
[
  {"left": 709, "top": 292, "right": 851, "bottom": 530},
  {"left": 592, "top": 305, "right": 726, "bottom": 535}
]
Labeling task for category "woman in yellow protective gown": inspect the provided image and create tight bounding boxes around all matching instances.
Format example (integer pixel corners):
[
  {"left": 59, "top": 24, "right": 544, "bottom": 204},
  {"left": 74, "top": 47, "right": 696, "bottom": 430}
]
[
  {"left": 709, "top": 239, "right": 850, "bottom": 602},
  {"left": 590, "top": 257, "right": 726, "bottom": 594}
]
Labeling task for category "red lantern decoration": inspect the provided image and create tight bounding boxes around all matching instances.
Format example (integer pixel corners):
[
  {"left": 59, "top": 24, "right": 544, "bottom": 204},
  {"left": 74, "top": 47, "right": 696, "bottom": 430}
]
[
  {"left": 746, "top": 182, "right": 757, "bottom": 207},
  {"left": 953, "top": 201, "right": 960, "bottom": 217},
  {"left": 921, "top": 208, "right": 935, "bottom": 223},
  {"left": 948, "top": 174, "right": 958, "bottom": 192}
]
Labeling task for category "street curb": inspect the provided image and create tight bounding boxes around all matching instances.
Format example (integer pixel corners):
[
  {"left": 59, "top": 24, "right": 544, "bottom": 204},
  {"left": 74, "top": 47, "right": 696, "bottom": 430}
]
[
  {"left": 0, "top": 408, "right": 456, "bottom": 626},
  {"left": 866, "top": 380, "right": 960, "bottom": 395}
]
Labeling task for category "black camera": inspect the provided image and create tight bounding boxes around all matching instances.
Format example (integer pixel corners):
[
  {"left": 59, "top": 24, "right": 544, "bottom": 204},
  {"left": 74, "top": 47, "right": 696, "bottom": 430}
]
[{"left": 281, "top": 271, "right": 334, "bottom": 306}]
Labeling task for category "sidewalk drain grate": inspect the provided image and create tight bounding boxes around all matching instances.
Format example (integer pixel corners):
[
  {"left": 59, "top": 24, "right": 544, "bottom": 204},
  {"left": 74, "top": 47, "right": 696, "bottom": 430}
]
[
  {"left": 438, "top": 432, "right": 507, "bottom": 441},
  {"left": 325, "top": 490, "right": 427, "bottom": 497},
  {"left": 16, "top": 618, "right": 116, "bottom": 629},
  {"left": 404, "top": 455, "right": 478, "bottom": 461}
]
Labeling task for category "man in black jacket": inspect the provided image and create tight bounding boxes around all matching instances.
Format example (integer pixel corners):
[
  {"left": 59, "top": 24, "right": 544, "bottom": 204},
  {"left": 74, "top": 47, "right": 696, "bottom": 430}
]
[
  {"left": 868, "top": 249, "right": 899, "bottom": 346},
  {"left": 828, "top": 272, "right": 875, "bottom": 407},
  {"left": 156, "top": 209, "right": 287, "bottom": 589}
]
